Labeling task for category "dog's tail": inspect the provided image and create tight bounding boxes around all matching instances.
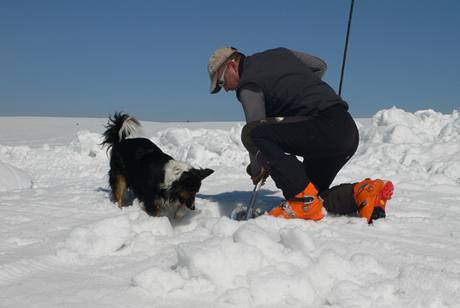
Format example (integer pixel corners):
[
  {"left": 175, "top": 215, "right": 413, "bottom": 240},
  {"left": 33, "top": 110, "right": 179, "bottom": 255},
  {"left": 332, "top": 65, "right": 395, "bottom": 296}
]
[{"left": 101, "top": 112, "right": 141, "bottom": 153}]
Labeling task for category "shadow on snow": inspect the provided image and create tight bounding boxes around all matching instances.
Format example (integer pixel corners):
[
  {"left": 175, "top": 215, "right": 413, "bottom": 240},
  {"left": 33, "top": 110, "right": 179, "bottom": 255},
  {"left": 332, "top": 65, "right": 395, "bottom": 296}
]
[{"left": 198, "top": 189, "right": 283, "bottom": 218}]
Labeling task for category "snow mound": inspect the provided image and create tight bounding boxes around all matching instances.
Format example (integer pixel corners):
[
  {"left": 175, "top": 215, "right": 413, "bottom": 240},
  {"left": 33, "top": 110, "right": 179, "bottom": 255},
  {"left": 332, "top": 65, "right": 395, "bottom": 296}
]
[
  {"left": 58, "top": 211, "right": 173, "bottom": 259},
  {"left": 152, "top": 126, "right": 247, "bottom": 168},
  {"left": 364, "top": 107, "right": 460, "bottom": 144},
  {"left": 355, "top": 107, "right": 460, "bottom": 186},
  {"left": 70, "top": 130, "right": 103, "bottom": 157},
  {"left": 132, "top": 267, "right": 185, "bottom": 297},
  {"left": 176, "top": 236, "right": 266, "bottom": 288},
  {"left": 0, "top": 161, "right": 32, "bottom": 192},
  {"left": 131, "top": 216, "right": 397, "bottom": 306},
  {"left": 60, "top": 215, "right": 132, "bottom": 258}
]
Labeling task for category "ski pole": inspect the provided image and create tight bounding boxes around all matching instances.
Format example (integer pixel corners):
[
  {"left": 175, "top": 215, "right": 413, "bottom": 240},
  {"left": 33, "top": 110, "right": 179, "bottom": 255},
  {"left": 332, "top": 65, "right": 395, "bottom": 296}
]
[
  {"left": 338, "top": 0, "right": 355, "bottom": 96},
  {"left": 246, "top": 179, "right": 264, "bottom": 220}
]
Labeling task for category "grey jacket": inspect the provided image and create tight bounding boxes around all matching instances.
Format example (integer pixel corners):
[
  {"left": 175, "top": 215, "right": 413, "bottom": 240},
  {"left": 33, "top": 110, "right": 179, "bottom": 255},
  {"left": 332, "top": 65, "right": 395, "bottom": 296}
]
[
  {"left": 239, "top": 49, "right": 327, "bottom": 123},
  {"left": 238, "top": 49, "right": 328, "bottom": 176}
]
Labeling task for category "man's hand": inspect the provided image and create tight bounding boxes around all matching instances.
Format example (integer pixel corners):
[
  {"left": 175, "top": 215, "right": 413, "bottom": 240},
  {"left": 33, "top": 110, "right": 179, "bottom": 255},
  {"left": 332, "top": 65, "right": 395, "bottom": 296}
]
[{"left": 246, "top": 164, "right": 269, "bottom": 185}]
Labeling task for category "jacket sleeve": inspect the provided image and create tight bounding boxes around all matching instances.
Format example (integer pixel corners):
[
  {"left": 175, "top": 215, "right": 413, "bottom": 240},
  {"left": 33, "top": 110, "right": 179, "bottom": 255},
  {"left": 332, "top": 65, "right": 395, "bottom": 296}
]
[
  {"left": 238, "top": 86, "right": 266, "bottom": 123},
  {"left": 238, "top": 86, "right": 266, "bottom": 176},
  {"left": 290, "top": 50, "right": 327, "bottom": 79}
]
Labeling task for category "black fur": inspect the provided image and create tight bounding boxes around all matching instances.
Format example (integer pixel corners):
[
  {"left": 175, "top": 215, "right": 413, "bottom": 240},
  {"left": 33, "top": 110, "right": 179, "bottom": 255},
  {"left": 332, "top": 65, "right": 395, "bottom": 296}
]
[{"left": 101, "top": 113, "right": 214, "bottom": 218}]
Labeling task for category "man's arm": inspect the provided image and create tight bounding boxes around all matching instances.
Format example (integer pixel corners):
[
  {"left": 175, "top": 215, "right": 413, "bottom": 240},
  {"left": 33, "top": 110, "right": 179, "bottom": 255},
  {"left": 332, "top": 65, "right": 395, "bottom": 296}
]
[
  {"left": 238, "top": 87, "right": 266, "bottom": 177},
  {"left": 290, "top": 50, "right": 327, "bottom": 79},
  {"left": 239, "top": 87, "right": 266, "bottom": 123}
]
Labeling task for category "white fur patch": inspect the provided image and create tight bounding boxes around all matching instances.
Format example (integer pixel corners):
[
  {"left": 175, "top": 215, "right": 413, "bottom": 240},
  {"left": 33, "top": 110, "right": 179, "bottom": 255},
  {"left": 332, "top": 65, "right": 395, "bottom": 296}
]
[
  {"left": 161, "top": 160, "right": 192, "bottom": 190},
  {"left": 118, "top": 117, "right": 141, "bottom": 141},
  {"left": 155, "top": 198, "right": 189, "bottom": 221}
]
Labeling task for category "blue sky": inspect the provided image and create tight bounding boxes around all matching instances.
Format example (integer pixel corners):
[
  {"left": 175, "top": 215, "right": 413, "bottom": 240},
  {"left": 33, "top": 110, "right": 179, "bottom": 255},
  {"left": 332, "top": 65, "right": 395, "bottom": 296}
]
[{"left": 1, "top": 0, "right": 459, "bottom": 121}]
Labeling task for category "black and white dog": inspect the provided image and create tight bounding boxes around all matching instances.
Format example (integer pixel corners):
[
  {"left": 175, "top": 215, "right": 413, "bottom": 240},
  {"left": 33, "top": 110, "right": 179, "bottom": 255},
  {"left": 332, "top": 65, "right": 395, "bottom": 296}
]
[{"left": 102, "top": 113, "right": 214, "bottom": 219}]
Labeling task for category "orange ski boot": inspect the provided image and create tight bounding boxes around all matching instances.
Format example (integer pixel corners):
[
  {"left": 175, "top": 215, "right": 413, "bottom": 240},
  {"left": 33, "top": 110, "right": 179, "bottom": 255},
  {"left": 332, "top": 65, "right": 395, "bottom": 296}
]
[
  {"left": 353, "top": 178, "right": 394, "bottom": 223},
  {"left": 269, "top": 182, "right": 324, "bottom": 221}
]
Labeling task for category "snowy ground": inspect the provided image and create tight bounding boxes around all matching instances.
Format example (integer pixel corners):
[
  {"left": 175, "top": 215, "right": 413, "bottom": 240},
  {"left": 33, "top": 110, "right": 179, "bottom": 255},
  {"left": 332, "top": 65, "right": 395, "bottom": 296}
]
[{"left": 1, "top": 107, "right": 460, "bottom": 308}]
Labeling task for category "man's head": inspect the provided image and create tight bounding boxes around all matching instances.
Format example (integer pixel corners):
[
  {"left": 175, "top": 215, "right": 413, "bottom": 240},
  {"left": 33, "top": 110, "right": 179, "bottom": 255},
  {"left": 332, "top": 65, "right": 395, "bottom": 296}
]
[{"left": 208, "top": 47, "right": 242, "bottom": 94}]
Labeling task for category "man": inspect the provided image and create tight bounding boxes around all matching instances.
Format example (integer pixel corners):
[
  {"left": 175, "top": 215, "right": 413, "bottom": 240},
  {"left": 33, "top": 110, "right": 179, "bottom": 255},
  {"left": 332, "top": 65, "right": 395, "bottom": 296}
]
[{"left": 208, "top": 47, "right": 394, "bottom": 223}]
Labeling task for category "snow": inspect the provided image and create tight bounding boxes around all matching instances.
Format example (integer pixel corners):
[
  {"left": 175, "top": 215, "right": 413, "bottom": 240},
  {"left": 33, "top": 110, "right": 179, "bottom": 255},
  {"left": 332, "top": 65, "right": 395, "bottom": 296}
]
[
  {"left": 0, "top": 161, "right": 33, "bottom": 192},
  {"left": 1, "top": 107, "right": 460, "bottom": 307}
]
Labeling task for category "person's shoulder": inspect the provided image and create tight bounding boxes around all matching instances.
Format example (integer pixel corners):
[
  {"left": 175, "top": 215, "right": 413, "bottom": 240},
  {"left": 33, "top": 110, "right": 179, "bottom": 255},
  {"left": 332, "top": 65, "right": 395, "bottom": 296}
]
[
  {"left": 250, "top": 47, "right": 290, "bottom": 58},
  {"left": 262, "top": 47, "right": 289, "bottom": 53}
]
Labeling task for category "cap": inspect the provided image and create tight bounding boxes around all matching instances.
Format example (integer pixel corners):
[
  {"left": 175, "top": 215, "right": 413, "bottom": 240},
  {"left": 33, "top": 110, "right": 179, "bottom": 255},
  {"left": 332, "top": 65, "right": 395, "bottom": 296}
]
[{"left": 208, "top": 46, "right": 237, "bottom": 94}]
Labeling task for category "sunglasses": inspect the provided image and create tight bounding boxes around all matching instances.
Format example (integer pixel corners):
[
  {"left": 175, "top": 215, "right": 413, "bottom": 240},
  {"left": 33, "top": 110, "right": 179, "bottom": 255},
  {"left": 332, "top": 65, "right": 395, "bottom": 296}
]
[{"left": 217, "top": 63, "right": 228, "bottom": 88}]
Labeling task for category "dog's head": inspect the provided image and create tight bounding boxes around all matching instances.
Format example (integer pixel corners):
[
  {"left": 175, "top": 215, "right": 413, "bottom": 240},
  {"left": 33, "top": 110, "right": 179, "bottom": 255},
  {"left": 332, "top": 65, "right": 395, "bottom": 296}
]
[
  {"left": 168, "top": 167, "right": 214, "bottom": 210},
  {"left": 160, "top": 160, "right": 214, "bottom": 212}
]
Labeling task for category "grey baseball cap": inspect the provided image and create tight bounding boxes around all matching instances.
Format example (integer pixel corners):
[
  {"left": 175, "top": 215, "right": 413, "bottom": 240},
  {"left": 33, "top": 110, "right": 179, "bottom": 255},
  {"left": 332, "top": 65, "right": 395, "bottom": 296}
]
[{"left": 208, "top": 46, "right": 237, "bottom": 94}]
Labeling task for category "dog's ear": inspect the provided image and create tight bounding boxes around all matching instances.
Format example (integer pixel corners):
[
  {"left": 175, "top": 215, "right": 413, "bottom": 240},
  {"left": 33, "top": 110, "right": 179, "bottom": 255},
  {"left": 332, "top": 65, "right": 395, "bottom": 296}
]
[{"left": 196, "top": 168, "right": 214, "bottom": 180}]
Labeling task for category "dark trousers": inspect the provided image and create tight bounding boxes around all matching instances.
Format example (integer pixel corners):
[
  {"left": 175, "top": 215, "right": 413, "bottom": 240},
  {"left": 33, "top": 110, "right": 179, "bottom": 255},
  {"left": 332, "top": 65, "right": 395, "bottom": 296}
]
[{"left": 242, "top": 106, "right": 359, "bottom": 215}]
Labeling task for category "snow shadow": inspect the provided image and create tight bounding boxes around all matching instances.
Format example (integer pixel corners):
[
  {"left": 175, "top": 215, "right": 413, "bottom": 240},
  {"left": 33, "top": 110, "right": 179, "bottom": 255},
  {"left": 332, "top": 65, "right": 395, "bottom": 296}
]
[
  {"left": 198, "top": 189, "right": 283, "bottom": 218},
  {"left": 96, "top": 186, "right": 283, "bottom": 220}
]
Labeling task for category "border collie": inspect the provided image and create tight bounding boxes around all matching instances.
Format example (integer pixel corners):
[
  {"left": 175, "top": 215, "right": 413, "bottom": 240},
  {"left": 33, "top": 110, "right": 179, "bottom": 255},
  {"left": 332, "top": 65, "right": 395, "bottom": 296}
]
[{"left": 101, "top": 113, "right": 214, "bottom": 219}]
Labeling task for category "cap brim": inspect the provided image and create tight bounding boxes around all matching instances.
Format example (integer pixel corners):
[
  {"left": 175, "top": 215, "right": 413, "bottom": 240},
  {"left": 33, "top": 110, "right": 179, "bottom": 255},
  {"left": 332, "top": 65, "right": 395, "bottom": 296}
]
[{"left": 210, "top": 72, "right": 222, "bottom": 94}]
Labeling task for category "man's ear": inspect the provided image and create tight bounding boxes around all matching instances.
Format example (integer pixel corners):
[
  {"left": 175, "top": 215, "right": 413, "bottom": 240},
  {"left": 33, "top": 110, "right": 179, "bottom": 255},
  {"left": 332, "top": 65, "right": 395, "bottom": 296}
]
[
  {"left": 197, "top": 168, "right": 214, "bottom": 180},
  {"left": 229, "top": 60, "right": 238, "bottom": 73}
]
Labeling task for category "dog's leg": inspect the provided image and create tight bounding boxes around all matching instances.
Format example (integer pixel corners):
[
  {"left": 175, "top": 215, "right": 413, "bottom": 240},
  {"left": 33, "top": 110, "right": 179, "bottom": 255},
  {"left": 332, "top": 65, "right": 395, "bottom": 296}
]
[
  {"left": 112, "top": 174, "right": 127, "bottom": 209},
  {"left": 143, "top": 195, "right": 160, "bottom": 216}
]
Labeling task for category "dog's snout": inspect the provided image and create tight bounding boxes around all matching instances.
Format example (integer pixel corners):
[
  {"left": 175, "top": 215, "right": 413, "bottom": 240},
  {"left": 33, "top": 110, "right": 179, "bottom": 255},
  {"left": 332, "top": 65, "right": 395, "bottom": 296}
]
[
  {"left": 186, "top": 199, "right": 195, "bottom": 210},
  {"left": 184, "top": 195, "right": 195, "bottom": 210}
]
